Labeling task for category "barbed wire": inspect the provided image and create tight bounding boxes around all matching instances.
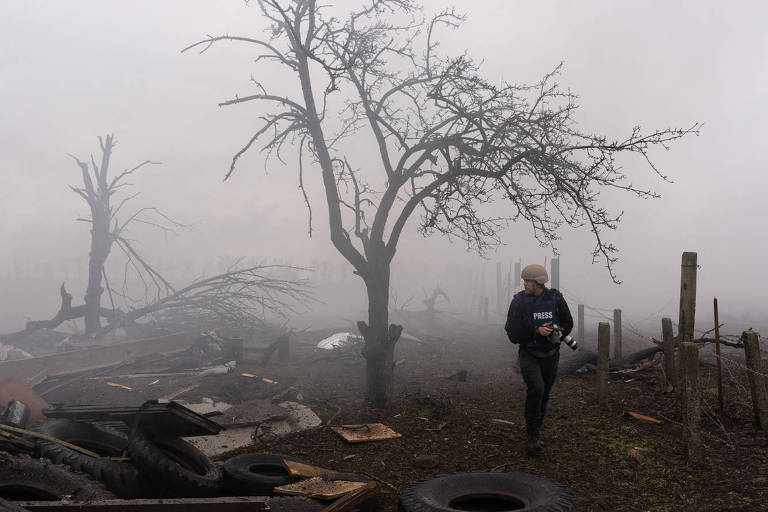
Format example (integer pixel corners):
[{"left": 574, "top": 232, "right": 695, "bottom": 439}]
[{"left": 717, "top": 353, "right": 768, "bottom": 378}]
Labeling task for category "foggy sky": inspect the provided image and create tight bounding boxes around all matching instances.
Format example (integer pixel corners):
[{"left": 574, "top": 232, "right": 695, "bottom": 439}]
[{"left": 2, "top": 1, "right": 766, "bottom": 336}]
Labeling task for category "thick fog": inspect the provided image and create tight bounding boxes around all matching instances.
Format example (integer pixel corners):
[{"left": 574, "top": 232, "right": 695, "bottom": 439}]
[{"left": 2, "top": 1, "right": 766, "bottom": 338}]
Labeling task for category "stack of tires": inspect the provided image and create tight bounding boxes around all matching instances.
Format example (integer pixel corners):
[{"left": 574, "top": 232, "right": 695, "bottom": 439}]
[
  {"left": 25, "top": 418, "right": 223, "bottom": 499},
  {"left": 10, "top": 419, "right": 370, "bottom": 508}
]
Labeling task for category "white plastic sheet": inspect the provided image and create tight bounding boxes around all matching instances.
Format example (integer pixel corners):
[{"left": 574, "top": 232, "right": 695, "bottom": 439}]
[{"left": 316, "top": 332, "right": 364, "bottom": 350}]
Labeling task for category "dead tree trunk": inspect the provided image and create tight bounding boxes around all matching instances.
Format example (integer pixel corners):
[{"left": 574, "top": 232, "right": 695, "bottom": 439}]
[
  {"left": 71, "top": 135, "right": 118, "bottom": 334},
  {"left": 358, "top": 259, "right": 401, "bottom": 408}
]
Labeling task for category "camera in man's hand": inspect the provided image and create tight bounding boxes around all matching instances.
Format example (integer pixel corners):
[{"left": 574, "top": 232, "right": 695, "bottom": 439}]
[{"left": 548, "top": 323, "right": 578, "bottom": 351}]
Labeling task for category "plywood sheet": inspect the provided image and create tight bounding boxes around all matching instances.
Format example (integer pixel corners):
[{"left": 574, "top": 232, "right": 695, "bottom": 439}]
[
  {"left": 273, "top": 477, "right": 367, "bottom": 500},
  {"left": 330, "top": 423, "right": 401, "bottom": 443}
]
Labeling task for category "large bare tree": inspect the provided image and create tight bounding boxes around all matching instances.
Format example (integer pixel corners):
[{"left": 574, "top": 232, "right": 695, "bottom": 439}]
[{"left": 186, "top": 0, "right": 698, "bottom": 406}]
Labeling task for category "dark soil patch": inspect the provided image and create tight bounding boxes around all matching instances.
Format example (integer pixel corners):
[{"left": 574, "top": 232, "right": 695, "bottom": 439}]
[{"left": 43, "top": 320, "right": 768, "bottom": 511}]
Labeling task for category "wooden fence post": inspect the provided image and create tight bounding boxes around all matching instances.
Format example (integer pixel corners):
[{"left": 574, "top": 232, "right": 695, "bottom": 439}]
[
  {"left": 597, "top": 322, "right": 610, "bottom": 409},
  {"left": 662, "top": 317, "right": 675, "bottom": 390},
  {"left": 678, "top": 252, "right": 697, "bottom": 391},
  {"left": 577, "top": 304, "right": 585, "bottom": 346},
  {"left": 678, "top": 252, "right": 697, "bottom": 341},
  {"left": 742, "top": 330, "right": 768, "bottom": 430},
  {"left": 680, "top": 342, "right": 701, "bottom": 462},
  {"left": 613, "top": 308, "right": 622, "bottom": 360}
]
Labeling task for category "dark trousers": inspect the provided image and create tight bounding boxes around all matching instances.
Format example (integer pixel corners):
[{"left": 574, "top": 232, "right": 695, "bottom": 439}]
[{"left": 519, "top": 348, "right": 560, "bottom": 434}]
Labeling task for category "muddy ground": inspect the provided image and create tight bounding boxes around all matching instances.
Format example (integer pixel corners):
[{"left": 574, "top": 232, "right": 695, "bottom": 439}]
[{"left": 40, "top": 316, "right": 768, "bottom": 511}]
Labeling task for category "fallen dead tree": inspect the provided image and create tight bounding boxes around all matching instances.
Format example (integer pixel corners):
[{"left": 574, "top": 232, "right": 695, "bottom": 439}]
[
  {"left": 1, "top": 264, "right": 311, "bottom": 348},
  {"left": 561, "top": 346, "right": 663, "bottom": 375}
]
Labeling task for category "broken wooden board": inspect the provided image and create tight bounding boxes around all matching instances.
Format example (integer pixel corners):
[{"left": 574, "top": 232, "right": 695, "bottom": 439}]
[
  {"left": 628, "top": 411, "right": 663, "bottom": 423},
  {"left": 321, "top": 481, "right": 377, "bottom": 512},
  {"left": 330, "top": 423, "right": 401, "bottom": 443},
  {"left": 274, "top": 477, "right": 367, "bottom": 500},
  {"left": 284, "top": 459, "right": 333, "bottom": 478},
  {"left": 0, "top": 331, "right": 199, "bottom": 386}
]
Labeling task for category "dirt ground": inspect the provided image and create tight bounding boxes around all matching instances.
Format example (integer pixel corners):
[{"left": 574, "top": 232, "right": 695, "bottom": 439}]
[{"left": 39, "top": 316, "right": 768, "bottom": 511}]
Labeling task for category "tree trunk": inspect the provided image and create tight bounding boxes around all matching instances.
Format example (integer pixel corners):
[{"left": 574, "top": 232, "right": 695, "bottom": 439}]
[
  {"left": 358, "top": 260, "right": 402, "bottom": 407},
  {"left": 84, "top": 212, "right": 110, "bottom": 333}
]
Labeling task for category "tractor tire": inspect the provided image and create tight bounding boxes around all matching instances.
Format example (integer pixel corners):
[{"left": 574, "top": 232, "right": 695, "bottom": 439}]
[{"left": 398, "top": 471, "right": 574, "bottom": 512}]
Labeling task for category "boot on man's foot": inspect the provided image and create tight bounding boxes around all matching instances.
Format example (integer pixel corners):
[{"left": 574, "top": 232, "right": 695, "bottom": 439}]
[{"left": 525, "top": 430, "right": 542, "bottom": 456}]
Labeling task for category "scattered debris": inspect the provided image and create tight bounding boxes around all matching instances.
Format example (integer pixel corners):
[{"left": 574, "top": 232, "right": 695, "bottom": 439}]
[
  {"left": 282, "top": 460, "right": 363, "bottom": 482},
  {"left": 447, "top": 370, "right": 468, "bottom": 382},
  {"left": 274, "top": 477, "right": 368, "bottom": 500},
  {"left": 0, "top": 343, "right": 32, "bottom": 362},
  {"left": 184, "top": 426, "right": 258, "bottom": 458},
  {"left": 399, "top": 332, "right": 425, "bottom": 343},
  {"left": 424, "top": 422, "right": 447, "bottom": 432},
  {"left": 628, "top": 411, "right": 663, "bottom": 424},
  {"left": 316, "top": 333, "right": 364, "bottom": 350},
  {"left": 331, "top": 423, "right": 401, "bottom": 443},
  {"left": 162, "top": 383, "right": 199, "bottom": 400},
  {"left": 320, "top": 481, "right": 377, "bottom": 512},
  {"left": 106, "top": 382, "right": 133, "bottom": 390},
  {"left": 0, "top": 331, "right": 200, "bottom": 386},
  {"left": 491, "top": 418, "right": 515, "bottom": 426},
  {"left": 181, "top": 398, "right": 232, "bottom": 417},
  {"left": 43, "top": 400, "right": 223, "bottom": 437},
  {"left": 0, "top": 401, "right": 30, "bottom": 428}
]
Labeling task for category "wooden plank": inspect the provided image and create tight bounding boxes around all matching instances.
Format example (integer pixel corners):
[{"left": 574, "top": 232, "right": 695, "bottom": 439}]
[
  {"left": 283, "top": 460, "right": 334, "bottom": 478},
  {"left": 274, "top": 478, "right": 368, "bottom": 500},
  {"left": 0, "top": 332, "right": 199, "bottom": 386},
  {"left": 330, "top": 423, "right": 401, "bottom": 443},
  {"left": 17, "top": 496, "right": 269, "bottom": 511},
  {"left": 321, "top": 482, "right": 377, "bottom": 512}
]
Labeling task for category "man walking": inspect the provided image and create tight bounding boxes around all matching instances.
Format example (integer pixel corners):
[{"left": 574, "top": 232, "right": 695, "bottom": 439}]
[{"left": 505, "top": 264, "right": 573, "bottom": 455}]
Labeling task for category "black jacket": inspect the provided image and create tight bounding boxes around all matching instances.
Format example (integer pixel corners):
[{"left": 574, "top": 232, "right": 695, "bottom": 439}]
[{"left": 505, "top": 287, "right": 573, "bottom": 353}]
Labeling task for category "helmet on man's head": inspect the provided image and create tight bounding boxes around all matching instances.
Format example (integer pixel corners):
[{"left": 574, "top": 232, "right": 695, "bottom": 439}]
[{"left": 521, "top": 264, "right": 548, "bottom": 285}]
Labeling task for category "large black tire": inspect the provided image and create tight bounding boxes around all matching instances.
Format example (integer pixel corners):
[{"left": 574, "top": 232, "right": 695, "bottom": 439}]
[
  {"left": 127, "top": 426, "right": 222, "bottom": 497},
  {"left": 0, "top": 452, "right": 114, "bottom": 502},
  {"left": 32, "top": 419, "right": 143, "bottom": 498},
  {"left": 222, "top": 453, "right": 308, "bottom": 496},
  {"left": 398, "top": 472, "right": 574, "bottom": 512}
]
